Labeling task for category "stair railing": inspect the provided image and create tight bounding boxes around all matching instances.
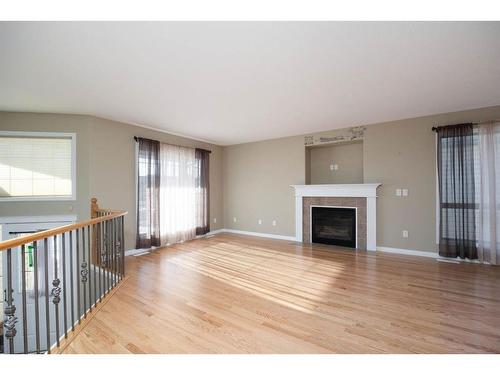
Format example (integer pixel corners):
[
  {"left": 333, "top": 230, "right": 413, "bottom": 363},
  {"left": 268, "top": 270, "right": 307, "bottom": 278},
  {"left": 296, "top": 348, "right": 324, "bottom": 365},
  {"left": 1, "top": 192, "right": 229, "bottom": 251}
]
[{"left": 1, "top": 198, "right": 127, "bottom": 354}]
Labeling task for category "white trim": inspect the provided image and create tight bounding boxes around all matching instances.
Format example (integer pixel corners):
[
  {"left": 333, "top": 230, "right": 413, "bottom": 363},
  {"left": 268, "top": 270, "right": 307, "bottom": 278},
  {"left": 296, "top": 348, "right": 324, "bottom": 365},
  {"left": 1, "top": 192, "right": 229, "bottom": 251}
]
[
  {"left": 205, "top": 228, "right": 226, "bottom": 236},
  {"left": 124, "top": 229, "right": 296, "bottom": 255},
  {"left": 221, "top": 229, "right": 296, "bottom": 241},
  {"left": 125, "top": 248, "right": 156, "bottom": 256},
  {"left": 291, "top": 183, "right": 382, "bottom": 198},
  {"left": 0, "top": 131, "right": 77, "bottom": 202},
  {"left": 0, "top": 215, "right": 77, "bottom": 224},
  {"left": 309, "top": 205, "right": 358, "bottom": 248},
  {"left": 377, "top": 246, "right": 438, "bottom": 258}
]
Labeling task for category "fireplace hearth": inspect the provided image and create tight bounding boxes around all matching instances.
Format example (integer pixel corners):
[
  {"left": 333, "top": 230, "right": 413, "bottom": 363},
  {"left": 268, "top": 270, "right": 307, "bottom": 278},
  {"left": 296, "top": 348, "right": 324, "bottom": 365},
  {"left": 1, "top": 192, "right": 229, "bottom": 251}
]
[{"left": 311, "top": 206, "right": 356, "bottom": 248}]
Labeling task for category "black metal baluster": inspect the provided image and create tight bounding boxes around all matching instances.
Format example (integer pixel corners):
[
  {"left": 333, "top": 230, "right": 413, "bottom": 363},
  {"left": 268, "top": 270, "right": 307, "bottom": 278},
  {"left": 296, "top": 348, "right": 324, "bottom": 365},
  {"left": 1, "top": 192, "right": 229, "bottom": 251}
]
[
  {"left": 62, "top": 232, "right": 68, "bottom": 339},
  {"left": 87, "top": 225, "right": 92, "bottom": 312},
  {"left": 52, "top": 235, "right": 61, "bottom": 348},
  {"left": 111, "top": 218, "right": 116, "bottom": 287},
  {"left": 33, "top": 241, "right": 40, "bottom": 353},
  {"left": 93, "top": 224, "right": 97, "bottom": 307},
  {"left": 76, "top": 228, "right": 81, "bottom": 325},
  {"left": 44, "top": 238, "right": 51, "bottom": 353},
  {"left": 116, "top": 217, "right": 121, "bottom": 280},
  {"left": 121, "top": 215, "right": 125, "bottom": 277},
  {"left": 103, "top": 220, "right": 110, "bottom": 294},
  {"left": 4, "top": 248, "right": 17, "bottom": 354},
  {"left": 98, "top": 220, "right": 103, "bottom": 302},
  {"left": 69, "top": 231, "right": 75, "bottom": 331},
  {"left": 114, "top": 218, "right": 118, "bottom": 284},
  {"left": 81, "top": 227, "right": 88, "bottom": 318},
  {"left": 21, "top": 244, "right": 28, "bottom": 353}
]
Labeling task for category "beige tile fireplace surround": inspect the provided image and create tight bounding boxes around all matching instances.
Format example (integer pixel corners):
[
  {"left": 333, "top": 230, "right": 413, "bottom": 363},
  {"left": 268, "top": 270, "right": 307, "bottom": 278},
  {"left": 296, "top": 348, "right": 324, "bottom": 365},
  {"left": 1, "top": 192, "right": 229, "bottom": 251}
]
[
  {"left": 302, "top": 197, "right": 367, "bottom": 249},
  {"left": 291, "top": 184, "right": 381, "bottom": 251}
]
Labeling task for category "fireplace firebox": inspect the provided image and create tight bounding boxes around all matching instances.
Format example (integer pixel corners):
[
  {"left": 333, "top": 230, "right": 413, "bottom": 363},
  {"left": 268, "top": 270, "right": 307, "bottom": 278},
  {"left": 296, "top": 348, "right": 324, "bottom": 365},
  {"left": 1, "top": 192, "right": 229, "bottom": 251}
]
[{"left": 311, "top": 206, "right": 356, "bottom": 248}]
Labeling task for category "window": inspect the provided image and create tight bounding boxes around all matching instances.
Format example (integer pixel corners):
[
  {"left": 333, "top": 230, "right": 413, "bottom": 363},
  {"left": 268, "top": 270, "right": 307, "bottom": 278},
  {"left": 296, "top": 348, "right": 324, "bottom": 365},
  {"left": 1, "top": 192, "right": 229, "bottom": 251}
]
[
  {"left": 438, "top": 129, "right": 479, "bottom": 240},
  {"left": 0, "top": 132, "right": 76, "bottom": 201}
]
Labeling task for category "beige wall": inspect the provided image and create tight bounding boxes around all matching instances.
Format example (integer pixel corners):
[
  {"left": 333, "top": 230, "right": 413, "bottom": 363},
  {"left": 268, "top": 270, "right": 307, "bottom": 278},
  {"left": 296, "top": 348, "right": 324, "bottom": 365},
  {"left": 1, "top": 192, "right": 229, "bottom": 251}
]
[
  {"left": 3, "top": 105, "right": 500, "bottom": 254},
  {"left": 223, "top": 105, "right": 500, "bottom": 252},
  {"left": 0, "top": 112, "right": 92, "bottom": 220},
  {"left": 309, "top": 141, "right": 363, "bottom": 184},
  {"left": 88, "top": 117, "right": 223, "bottom": 249},
  {"left": 0, "top": 112, "right": 223, "bottom": 250},
  {"left": 223, "top": 136, "right": 305, "bottom": 236},
  {"left": 363, "top": 105, "right": 500, "bottom": 251}
]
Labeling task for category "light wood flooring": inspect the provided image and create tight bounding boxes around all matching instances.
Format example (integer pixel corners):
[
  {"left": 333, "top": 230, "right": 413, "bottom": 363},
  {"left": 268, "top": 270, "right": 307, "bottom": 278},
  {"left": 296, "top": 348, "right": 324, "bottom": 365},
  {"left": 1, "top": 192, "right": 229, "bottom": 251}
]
[{"left": 61, "top": 233, "right": 500, "bottom": 353}]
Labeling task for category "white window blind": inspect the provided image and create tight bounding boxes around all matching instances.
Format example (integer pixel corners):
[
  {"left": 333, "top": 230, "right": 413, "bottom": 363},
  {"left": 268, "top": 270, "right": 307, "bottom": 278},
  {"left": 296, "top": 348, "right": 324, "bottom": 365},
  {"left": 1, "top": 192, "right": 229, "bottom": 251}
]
[{"left": 0, "top": 132, "right": 75, "bottom": 200}]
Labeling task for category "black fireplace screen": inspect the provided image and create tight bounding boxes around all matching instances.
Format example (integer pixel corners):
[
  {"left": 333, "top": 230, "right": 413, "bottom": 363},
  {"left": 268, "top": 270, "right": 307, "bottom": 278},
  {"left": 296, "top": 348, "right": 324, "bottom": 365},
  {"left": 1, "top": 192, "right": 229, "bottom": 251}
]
[{"left": 311, "top": 206, "right": 356, "bottom": 248}]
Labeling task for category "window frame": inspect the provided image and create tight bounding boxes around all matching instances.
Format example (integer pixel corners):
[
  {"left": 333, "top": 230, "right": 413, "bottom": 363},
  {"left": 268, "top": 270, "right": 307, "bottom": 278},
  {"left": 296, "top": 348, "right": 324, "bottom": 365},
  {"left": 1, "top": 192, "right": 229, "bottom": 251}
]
[{"left": 0, "top": 131, "right": 77, "bottom": 202}]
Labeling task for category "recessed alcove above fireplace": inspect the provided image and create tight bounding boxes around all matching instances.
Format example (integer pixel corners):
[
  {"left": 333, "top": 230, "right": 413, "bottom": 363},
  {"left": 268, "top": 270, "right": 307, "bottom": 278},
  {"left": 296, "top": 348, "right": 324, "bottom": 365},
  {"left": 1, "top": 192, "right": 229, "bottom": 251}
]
[{"left": 290, "top": 184, "right": 381, "bottom": 250}]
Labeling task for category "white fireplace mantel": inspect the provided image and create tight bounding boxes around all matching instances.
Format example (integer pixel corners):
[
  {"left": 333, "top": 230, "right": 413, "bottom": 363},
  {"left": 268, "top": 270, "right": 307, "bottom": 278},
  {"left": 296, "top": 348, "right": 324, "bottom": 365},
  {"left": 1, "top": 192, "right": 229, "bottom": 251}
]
[{"left": 290, "top": 183, "right": 382, "bottom": 250}]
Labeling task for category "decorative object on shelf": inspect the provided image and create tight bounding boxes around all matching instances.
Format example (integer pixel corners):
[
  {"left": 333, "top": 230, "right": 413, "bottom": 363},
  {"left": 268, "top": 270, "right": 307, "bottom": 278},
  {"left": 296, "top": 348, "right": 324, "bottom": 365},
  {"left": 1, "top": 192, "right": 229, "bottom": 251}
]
[{"left": 305, "top": 126, "right": 366, "bottom": 146}]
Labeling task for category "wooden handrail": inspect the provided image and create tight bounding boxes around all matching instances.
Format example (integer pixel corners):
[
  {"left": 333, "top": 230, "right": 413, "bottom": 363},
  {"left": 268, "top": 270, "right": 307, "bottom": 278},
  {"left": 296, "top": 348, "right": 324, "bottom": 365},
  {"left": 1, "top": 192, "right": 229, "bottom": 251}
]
[
  {"left": 0, "top": 207, "right": 127, "bottom": 252},
  {"left": 1, "top": 197, "right": 127, "bottom": 354}
]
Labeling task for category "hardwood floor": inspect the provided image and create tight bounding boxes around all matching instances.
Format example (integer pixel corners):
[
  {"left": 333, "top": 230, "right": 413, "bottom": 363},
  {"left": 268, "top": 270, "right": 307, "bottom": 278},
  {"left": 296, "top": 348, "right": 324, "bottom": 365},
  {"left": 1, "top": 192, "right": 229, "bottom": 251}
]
[{"left": 61, "top": 233, "right": 500, "bottom": 354}]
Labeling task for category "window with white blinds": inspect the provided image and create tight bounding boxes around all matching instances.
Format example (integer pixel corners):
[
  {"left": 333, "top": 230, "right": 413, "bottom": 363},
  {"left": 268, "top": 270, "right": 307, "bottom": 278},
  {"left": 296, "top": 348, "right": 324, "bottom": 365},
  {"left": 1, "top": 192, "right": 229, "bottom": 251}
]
[{"left": 0, "top": 132, "right": 76, "bottom": 200}]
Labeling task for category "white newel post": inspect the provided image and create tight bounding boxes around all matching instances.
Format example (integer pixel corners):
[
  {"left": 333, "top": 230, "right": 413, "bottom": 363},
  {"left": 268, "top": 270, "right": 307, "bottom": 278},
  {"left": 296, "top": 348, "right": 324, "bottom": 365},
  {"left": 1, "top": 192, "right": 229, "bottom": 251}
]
[{"left": 291, "top": 183, "right": 381, "bottom": 251}]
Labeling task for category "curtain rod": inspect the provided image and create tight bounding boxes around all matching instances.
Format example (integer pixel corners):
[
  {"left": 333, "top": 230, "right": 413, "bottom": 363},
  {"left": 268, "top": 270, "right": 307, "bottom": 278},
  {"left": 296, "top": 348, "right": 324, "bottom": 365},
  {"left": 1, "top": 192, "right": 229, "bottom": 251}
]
[
  {"left": 432, "top": 120, "right": 499, "bottom": 132},
  {"left": 134, "top": 136, "right": 211, "bottom": 153}
]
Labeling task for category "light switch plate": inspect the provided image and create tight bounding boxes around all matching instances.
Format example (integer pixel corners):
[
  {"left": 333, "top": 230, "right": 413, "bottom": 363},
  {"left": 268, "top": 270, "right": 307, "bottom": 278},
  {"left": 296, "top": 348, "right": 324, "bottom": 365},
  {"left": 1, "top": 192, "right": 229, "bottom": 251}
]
[
  {"left": 402, "top": 230, "right": 409, "bottom": 238},
  {"left": 402, "top": 189, "right": 408, "bottom": 197},
  {"left": 258, "top": 219, "right": 262, "bottom": 225},
  {"left": 213, "top": 218, "right": 217, "bottom": 223},
  {"left": 396, "top": 189, "right": 402, "bottom": 196},
  {"left": 272, "top": 220, "right": 277, "bottom": 226},
  {"left": 330, "top": 164, "right": 334, "bottom": 171},
  {"left": 233, "top": 217, "right": 237, "bottom": 222}
]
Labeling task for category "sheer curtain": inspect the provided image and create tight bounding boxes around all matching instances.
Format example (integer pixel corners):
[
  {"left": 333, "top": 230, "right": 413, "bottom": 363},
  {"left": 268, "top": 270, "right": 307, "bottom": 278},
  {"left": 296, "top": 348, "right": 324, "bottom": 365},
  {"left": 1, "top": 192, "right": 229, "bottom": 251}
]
[
  {"left": 477, "top": 122, "right": 500, "bottom": 264},
  {"left": 436, "top": 124, "right": 478, "bottom": 259},
  {"left": 159, "top": 143, "right": 197, "bottom": 245},
  {"left": 195, "top": 148, "right": 210, "bottom": 235},
  {"left": 136, "top": 138, "right": 161, "bottom": 249}
]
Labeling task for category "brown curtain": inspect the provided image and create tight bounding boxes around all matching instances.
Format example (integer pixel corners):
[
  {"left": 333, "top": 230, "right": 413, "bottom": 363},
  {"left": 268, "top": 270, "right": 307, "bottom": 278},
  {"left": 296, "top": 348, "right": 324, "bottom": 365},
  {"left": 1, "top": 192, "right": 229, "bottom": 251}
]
[
  {"left": 436, "top": 123, "right": 478, "bottom": 259},
  {"left": 195, "top": 148, "right": 210, "bottom": 235},
  {"left": 136, "top": 137, "right": 161, "bottom": 248}
]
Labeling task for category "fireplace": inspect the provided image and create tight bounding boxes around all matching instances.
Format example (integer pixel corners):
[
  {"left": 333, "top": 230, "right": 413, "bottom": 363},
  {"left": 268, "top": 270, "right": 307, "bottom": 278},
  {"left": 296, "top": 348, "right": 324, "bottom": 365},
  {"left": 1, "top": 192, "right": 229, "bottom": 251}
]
[
  {"left": 311, "top": 206, "right": 357, "bottom": 248},
  {"left": 291, "top": 184, "right": 381, "bottom": 250}
]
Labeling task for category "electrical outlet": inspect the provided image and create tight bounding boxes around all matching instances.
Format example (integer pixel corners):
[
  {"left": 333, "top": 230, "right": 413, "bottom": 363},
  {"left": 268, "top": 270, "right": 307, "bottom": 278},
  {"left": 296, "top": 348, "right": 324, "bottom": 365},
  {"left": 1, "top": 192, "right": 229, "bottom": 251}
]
[
  {"left": 213, "top": 218, "right": 217, "bottom": 224},
  {"left": 396, "top": 189, "right": 402, "bottom": 197},
  {"left": 233, "top": 217, "right": 237, "bottom": 223},
  {"left": 402, "top": 189, "right": 408, "bottom": 197},
  {"left": 272, "top": 220, "right": 277, "bottom": 226},
  {"left": 258, "top": 219, "right": 262, "bottom": 225},
  {"left": 402, "top": 230, "right": 409, "bottom": 238}
]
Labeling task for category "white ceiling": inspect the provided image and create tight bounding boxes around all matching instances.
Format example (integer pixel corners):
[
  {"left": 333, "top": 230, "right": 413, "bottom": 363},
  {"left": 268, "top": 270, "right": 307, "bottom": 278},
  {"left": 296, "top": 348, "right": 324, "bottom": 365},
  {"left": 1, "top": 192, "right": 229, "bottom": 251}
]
[{"left": 1, "top": 22, "right": 499, "bottom": 145}]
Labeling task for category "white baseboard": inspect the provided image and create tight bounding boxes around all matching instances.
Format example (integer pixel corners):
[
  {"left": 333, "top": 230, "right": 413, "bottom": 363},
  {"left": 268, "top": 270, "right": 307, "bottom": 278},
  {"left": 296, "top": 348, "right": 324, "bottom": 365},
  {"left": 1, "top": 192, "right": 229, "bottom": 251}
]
[
  {"left": 125, "top": 246, "right": 161, "bottom": 256},
  {"left": 221, "top": 228, "right": 296, "bottom": 241},
  {"left": 377, "top": 246, "right": 438, "bottom": 259},
  {"left": 205, "top": 229, "right": 226, "bottom": 236},
  {"left": 126, "top": 232, "right": 438, "bottom": 259},
  {"left": 124, "top": 228, "right": 294, "bottom": 256}
]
